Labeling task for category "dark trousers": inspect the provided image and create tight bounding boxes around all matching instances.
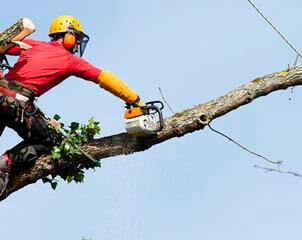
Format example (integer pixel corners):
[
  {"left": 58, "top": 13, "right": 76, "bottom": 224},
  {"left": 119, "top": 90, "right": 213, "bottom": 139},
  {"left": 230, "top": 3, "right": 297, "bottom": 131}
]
[{"left": 0, "top": 95, "right": 59, "bottom": 167}]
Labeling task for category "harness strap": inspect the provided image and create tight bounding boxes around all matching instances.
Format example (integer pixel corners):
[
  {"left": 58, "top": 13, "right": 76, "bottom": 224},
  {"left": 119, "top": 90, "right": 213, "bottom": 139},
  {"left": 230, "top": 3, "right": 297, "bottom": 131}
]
[
  {"left": 0, "top": 86, "right": 29, "bottom": 102},
  {"left": 0, "top": 78, "right": 36, "bottom": 100}
]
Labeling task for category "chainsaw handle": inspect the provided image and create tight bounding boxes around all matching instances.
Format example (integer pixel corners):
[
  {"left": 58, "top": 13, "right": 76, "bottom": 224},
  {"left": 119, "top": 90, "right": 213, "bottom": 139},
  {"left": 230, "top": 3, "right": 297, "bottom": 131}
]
[
  {"left": 145, "top": 104, "right": 164, "bottom": 131},
  {"left": 145, "top": 101, "right": 164, "bottom": 110}
]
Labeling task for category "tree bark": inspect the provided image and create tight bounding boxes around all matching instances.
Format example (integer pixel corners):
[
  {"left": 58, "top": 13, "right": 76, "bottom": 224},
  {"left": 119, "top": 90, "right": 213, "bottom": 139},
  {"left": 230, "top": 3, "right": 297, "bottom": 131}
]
[{"left": 3, "top": 66, "right": 302, "bottom": 201}]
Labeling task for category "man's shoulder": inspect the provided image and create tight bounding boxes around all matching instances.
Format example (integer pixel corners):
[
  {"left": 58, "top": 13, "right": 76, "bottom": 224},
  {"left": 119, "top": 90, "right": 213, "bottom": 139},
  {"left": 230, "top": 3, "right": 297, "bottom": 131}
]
[
  {"left": 23, "top": 39, "right": 56, "bottom": 46},
  {"left": 67, "top": 53, "right": 91, "bottom": 65},
  {"left": 23, "top": 39, "right": 43, "bottom": 44}
]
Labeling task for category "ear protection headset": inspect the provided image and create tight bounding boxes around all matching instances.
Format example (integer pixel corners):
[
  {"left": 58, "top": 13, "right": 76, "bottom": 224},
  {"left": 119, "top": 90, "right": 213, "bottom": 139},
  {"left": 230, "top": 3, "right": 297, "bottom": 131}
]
[{"left": 63, "top": 32, "right": 76, "bottom": 49}]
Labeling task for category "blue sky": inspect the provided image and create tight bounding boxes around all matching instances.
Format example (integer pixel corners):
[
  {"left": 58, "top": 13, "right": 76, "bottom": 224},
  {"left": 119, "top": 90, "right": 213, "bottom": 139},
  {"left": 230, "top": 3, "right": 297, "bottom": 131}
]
[{"left": 1, "top": 0, "right": 302, "bottom": 239}]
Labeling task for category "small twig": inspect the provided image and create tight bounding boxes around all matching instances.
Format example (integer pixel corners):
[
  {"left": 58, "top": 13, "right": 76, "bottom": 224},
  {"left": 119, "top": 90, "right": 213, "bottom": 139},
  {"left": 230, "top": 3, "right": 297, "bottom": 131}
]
[
  {"left": 208, "top": 123, "right": 282, "bottom": 165},
  {"left": 255, "top": 165, "right": 302, "bottom": 178},
  {"left": 78, "top": 147, "right": 100, "bottom": 165},
  {"left": 293, "top": 54, "right": 299, "bottom": 67},
  {"left": 158, "top": 87, "right": 175, "bottom": 114},
  {"left": 248, "top": 0, "right": 302, "bottom": 58}
]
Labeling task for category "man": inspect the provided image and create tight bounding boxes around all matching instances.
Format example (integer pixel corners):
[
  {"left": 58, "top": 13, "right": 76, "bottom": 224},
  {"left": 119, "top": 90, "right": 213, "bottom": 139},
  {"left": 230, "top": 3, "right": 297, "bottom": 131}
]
[{"left": 0, "top": 15, "right": 145, "bottom": 196}]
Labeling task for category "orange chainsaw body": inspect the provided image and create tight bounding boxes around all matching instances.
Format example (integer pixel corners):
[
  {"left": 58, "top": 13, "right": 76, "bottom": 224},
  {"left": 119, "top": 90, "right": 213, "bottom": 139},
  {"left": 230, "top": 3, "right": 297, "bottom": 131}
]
[{"left": 124, "top": 107, "right": 144, "bottom": 119}]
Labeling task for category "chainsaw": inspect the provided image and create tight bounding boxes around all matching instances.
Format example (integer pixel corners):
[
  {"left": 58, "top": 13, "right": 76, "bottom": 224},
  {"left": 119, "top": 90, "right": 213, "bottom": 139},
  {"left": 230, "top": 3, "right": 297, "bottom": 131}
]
[{"left": 124, "top": 101, "right": 164, "bottom": 136}]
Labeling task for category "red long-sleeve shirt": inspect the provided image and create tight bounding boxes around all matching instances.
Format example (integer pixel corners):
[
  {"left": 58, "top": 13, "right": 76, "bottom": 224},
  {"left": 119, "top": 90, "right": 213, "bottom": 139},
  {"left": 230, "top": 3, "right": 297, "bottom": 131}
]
[{"left": 5, "top": 39, "right": 102, "bottom": 96}]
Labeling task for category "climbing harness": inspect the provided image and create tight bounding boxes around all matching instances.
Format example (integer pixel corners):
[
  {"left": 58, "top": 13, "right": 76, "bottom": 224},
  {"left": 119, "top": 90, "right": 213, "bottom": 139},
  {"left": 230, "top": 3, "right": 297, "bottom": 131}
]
[{"left": 0, "top": 78, "right": 38, "bottom": 138}]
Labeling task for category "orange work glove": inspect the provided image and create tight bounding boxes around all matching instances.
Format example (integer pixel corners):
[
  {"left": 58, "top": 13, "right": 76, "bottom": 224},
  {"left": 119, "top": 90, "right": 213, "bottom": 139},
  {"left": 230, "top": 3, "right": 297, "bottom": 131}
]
[{"left": 97, "top": 71, "right": 138, "bottom": 104}]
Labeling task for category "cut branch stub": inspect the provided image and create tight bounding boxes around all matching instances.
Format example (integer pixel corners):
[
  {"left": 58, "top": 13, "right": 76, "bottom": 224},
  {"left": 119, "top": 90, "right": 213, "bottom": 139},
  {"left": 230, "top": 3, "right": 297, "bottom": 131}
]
[{"left": 0, "top": 18, "right": 35, "bottom": 54}]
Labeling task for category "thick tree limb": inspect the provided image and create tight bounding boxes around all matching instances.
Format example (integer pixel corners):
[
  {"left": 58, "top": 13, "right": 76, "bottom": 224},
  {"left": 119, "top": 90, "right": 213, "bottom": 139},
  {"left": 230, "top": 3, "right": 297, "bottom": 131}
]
[
  {"left": 0, "top": 18, "right": 35, "bottom": 54},
  {"left": 3, "top": 66, "right": 302, "bottom": 200}
]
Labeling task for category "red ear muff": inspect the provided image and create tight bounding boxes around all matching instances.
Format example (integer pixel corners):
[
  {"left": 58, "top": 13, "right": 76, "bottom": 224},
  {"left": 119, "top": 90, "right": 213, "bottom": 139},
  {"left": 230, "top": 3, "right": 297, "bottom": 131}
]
[{"left": 63, "top": 33, "right": 76, "bottom": 49}]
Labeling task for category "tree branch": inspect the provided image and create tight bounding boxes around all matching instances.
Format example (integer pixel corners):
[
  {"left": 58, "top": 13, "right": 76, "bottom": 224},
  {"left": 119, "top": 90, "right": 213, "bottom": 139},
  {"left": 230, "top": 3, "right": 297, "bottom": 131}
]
[{"left": 4, "top": 66, "right": 302, "bottom": 201}]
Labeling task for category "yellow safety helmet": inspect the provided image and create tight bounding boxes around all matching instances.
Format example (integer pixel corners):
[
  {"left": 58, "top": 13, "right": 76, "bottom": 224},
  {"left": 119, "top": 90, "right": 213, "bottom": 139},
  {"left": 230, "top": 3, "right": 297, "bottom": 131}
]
[
  {"left": 49, "top": 15, "right": 82, "bottom": 35},
  {"left": 49, "top": 15, "right": 89, "bottom": 57}
]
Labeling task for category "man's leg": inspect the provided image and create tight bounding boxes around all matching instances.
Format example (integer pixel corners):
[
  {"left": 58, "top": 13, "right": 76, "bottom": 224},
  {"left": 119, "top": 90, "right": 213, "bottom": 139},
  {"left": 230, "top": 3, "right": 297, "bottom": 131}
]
[
  {"left": 6, "top": 141, "right": 49, "bottom": 166},
  {"left": 6, "top": 110, "right": 60, "bottom": 166},
  {"left": 0, "top": 107, "right": 60, "bottom": 196}
]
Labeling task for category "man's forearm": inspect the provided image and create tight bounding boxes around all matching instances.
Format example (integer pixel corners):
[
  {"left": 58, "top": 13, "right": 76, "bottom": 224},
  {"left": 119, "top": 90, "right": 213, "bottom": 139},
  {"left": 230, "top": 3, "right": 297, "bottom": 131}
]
[{"left": 97, "top": 71, "right": 138, "bottom": 104}]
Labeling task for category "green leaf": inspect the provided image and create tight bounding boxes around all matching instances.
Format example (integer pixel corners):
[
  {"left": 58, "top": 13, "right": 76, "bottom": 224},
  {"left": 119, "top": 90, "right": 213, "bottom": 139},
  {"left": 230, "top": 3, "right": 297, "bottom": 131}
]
[
  {"left": 66, "top": 175, "right": 74, "bottom": 184},
  {"left": 70, "top": 122, "right": 80, "bottom": 131},
  {"left": 82, "top": 135, "right": 88, "bottom": 143},
  {"left": 49, "top": 116, "right": 102, "bottom": 188},
  {"left": 94, "top": 161, "right": 101, "bottom": 168},
  {"left": 64, "top": 142, "right": 71, "bottom": 152},
  {"left": 51, "top": 182, "right": 58, "bottom": 190},
  {"left": 51, "top": 146, "right": 62, "bottom": 159},
  {"left": 53, "top": 114, "right": 61, "bottom": 121}
]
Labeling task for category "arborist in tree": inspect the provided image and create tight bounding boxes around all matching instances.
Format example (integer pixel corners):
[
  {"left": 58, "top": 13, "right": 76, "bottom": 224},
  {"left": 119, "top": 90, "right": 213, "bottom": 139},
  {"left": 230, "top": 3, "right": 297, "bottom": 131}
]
[{"left": 0, "top": 15, "right": 145, "bottom": 196}]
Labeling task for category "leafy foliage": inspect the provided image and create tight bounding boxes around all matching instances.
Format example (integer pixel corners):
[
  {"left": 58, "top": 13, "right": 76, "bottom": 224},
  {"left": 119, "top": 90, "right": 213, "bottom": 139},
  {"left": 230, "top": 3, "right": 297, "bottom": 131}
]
[{"left": 42, "top": 116, "right": 101, "bottom": 189}]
